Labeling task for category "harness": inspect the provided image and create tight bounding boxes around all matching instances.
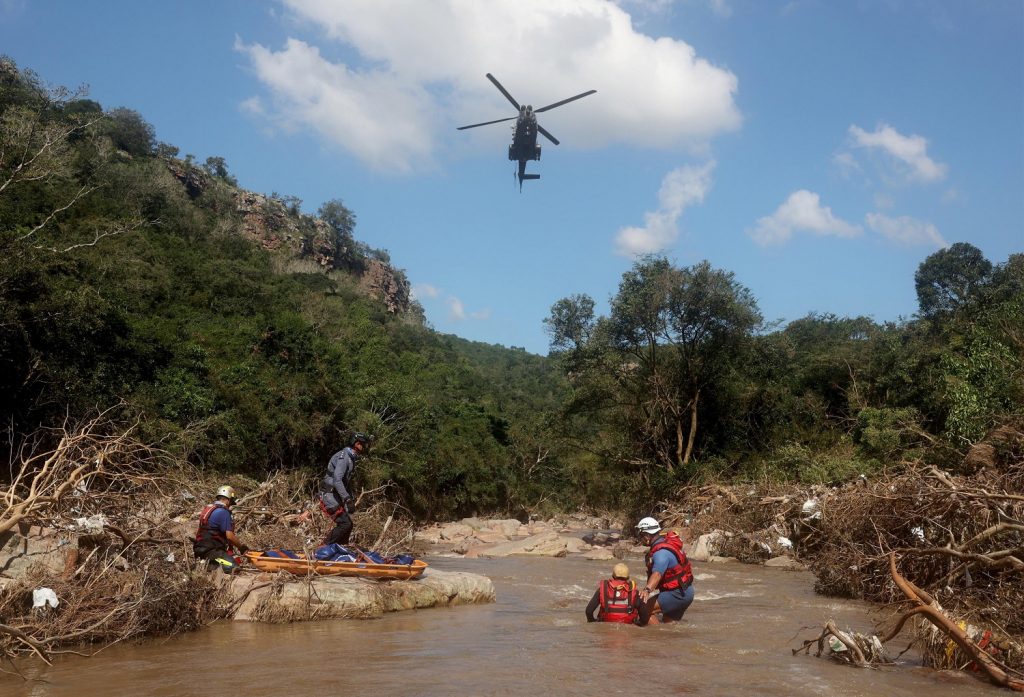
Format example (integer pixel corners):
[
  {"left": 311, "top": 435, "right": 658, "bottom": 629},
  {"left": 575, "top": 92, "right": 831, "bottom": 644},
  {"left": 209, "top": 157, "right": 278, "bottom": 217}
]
[
  {"left": 194, "top": 502, "right": 231, "bottom": 553},
  {"left": 645, "top": 532, "right": 693, "bottom": 592},
  {"left": 319, "top": 497, "right": 347, "bottom": 520},
  {"left": 597, "top": 578, "right": 639, "bottom": 624}
]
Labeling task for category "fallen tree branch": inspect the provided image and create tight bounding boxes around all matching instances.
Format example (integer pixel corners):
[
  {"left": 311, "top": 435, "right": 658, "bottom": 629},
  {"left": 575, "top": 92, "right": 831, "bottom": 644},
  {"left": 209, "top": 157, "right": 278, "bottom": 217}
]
[
  {"left": 0, "top": 623, "right": 51, "bottom": 665},
  {"left": 888, "top": 552, "right": 1024, "bottom": 692}
]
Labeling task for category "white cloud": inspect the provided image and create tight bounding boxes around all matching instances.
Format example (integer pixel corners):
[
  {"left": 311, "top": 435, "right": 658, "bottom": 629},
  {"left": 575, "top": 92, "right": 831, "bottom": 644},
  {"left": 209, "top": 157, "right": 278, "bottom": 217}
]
[
  {"left": 448, "top": 296, "right": 467, "bottom": 321},
  {"left": 239, "top": 0, "right": 741, "bottom": 172},
  {"left": 239, "top": 96, "right": 265, "bottom": 116},
  {"left": 615, "top": 160, "right": 714, "bottom": 256},
  {"left": 832, "top": 151, "right": 861, "bottom": 178},
  {"left": 414, "top": 282, "right": 489, "bottom": 322},
  {"left": 749, "top": 190, "right": 862, "bottom": 245},
  {"left": 866, "top": 212, "right": 948, "bottom": 248},
  {"left": 236, "top": 37, "right": 436, "bottom": 172},
  {"left": 849, "top": 123, "right": 947, "bottom": 183},
  {"left": 446, "top": 295, "right": 490, "bottom": 321},
  {"left": 411, "top": 283, "right": 440, "bottom": 300}
]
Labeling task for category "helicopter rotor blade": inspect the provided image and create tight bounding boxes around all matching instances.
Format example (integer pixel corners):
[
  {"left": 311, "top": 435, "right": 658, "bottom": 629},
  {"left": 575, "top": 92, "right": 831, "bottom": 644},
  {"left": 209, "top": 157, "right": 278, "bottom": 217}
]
[
  {"left": 486, "top": 73, "right": 521, "bottom": 111},
  {"left": 537, "top": 124, "right": 560, "bottom": 146},
  {"left": 457, "top": 116, "right": 517, "bottom": 130},
  {"left": 534, "top": 89, "right": 596, "bottom": 113}
]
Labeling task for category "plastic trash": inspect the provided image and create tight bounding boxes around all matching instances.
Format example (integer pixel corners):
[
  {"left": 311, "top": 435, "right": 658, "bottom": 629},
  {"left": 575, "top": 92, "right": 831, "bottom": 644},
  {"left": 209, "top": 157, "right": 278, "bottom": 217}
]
[
  {"left": 74, "top": 514, "right": 107, "bottom": 533},
  {"left": 777, "top": 536, "right": 793, "bottom": 549},
  {"left": 801, "top": 498, "right": 821, "bottom": 520},
  {"left": 32, "top": 587, "right": 59, "bottom": 609},
  {"left": 166, "top": 553, "right": 175, "bottom": 563}
]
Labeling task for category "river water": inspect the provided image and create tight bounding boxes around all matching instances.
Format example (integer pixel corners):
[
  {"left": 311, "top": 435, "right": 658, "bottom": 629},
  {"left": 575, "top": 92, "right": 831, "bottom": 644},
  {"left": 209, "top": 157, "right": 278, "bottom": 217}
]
[{"left": 7, "top": 555, "right": 998, "bottom": 696}]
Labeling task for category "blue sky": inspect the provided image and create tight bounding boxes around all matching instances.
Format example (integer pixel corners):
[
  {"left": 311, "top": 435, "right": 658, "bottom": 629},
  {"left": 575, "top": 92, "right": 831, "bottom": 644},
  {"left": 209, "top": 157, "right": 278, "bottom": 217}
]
[{"left": 2, "top": 0, "right": 1021, "bottom": 354}]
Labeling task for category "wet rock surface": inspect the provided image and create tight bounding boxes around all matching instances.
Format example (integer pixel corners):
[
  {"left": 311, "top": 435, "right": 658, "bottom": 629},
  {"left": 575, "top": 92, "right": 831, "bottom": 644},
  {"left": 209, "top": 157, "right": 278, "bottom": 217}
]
[{"left": 230, "top": 567, "right": 495, "bottom": 622}]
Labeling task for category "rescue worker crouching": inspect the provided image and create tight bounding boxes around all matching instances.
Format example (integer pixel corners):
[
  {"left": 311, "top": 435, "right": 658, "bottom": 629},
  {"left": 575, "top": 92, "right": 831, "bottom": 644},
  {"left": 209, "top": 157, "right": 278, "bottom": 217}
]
[
  {"left": 636, "top": 517, "right": 694, "bottom": 623},
  {"left": 585, "top": 563, "right": 651, "bottom": 626},
  {"left": 318, "top": 432, "right": 372, "bottom": 546},
  {"left": 193, "top": 485, "right": 250, "bottom": 574}
]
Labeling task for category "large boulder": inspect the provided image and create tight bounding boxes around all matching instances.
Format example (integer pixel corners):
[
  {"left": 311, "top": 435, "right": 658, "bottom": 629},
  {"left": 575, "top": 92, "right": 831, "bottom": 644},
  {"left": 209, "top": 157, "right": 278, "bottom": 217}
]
[
  {"left": 764, "top": 556, "right": 807, "bottom": 570},
  {"left": 0, "top": 524, "right": 74, "bottom": 578},
  {"left": 476, "top": 532, "right": 586, "bottom": 558},
  {"left": 689, "top": 531, "right": 728, "bottom": 562},
  {"left": 231, "top": 568, "right": 494, "bottom": 622},
  {"left": 438, "top": 523, "right": 474, "bottom": 541}
]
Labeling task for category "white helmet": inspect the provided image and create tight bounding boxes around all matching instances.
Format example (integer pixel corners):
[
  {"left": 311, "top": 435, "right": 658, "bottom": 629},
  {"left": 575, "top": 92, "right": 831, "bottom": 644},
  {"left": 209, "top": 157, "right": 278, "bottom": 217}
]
[
  {"left": 216, "top": 485, "right": 236, "bottom": 501},
  {"left": 635, "top": 517, "right": 661, "bottom": 534}
]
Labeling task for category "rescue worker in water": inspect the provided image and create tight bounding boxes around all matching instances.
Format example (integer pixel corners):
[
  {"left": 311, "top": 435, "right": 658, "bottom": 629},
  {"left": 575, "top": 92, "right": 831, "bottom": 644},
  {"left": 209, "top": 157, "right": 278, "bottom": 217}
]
[
  {"left": 193, "top": 485, "right": 250, "bottom": 573},
  {"left": 636, "top": 517, "right": 695, "bottom": 622},
  {"left": 585, "top": 563, "right": 651, "bottom": 625}
]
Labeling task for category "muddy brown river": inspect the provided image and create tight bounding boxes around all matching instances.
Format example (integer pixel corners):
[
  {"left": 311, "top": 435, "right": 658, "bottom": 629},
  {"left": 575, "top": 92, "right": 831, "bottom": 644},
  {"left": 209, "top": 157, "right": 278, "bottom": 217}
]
[{"left": 5, "top": 555, "right": 999, "bottom": 696}]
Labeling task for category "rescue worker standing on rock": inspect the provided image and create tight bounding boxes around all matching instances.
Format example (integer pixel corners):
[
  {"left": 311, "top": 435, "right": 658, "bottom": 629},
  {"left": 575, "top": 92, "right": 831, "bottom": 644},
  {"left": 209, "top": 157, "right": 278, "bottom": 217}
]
[
  {"left": 585, "top": 563, "right": 650, "bottom": 626},
  {"left": 636, "top": 517, "right": 694, "bottom": 623},
  {"left": 318, "top": 433, "right": 371, "bottom": 546},
  {"left": 193, "top": 485, "right": 249, "bottom": 573}
]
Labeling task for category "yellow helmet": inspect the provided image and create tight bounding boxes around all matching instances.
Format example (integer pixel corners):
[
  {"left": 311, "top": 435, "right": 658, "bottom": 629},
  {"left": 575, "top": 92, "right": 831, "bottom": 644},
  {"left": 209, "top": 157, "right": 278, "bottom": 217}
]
[
  {"left": 216, "top": 485, "right": 236, "bottom": 501},
  {"left": 612, "top": 563, "right": 630, "bottom": 579}
]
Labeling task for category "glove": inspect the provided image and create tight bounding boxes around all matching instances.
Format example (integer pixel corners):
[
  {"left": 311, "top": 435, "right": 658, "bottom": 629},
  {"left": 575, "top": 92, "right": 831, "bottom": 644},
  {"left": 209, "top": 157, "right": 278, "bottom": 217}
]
[{"left": 344, "top": 498, "right": 356, "bottom": 514}]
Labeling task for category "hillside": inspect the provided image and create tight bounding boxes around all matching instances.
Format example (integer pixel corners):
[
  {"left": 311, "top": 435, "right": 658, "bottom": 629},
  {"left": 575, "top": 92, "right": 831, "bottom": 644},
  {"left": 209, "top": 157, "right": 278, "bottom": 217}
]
[{"left": 0, "top": 58, "right": 574, "bottom": 519}]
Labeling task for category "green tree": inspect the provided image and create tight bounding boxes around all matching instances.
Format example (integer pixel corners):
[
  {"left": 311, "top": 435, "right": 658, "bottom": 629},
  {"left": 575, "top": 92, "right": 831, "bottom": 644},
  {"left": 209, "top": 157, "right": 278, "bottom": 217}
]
[
  {"left": 915, "top": 242, "right": 993, "bottom": 319},
  {"left": 103, "top": 107, "right": 155, "bottom": 157},
  {"left": 548, "top": 257, "right": 761, "bottom": 473},
  {"left": 202, "top": 156, "right": 236, "bottom": 185}
]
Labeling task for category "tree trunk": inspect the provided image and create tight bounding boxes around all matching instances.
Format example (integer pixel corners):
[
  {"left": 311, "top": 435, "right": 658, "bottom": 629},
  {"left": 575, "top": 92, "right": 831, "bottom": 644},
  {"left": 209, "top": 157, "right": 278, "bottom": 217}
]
[
  {"left": 675, "top": 417, "right": 684, "bottom": 470},
  {"left": 683, "top": 390, "right": 700, "bottom": 465}
]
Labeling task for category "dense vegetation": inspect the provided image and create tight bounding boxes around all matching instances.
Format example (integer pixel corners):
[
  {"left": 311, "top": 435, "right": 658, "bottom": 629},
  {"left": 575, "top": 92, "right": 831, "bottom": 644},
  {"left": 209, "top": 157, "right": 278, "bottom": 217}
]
[
  {"left": 545, "top": 246, "right": 1022, "bottom": 509},
  {"left": 2, "top": 59, "right": 1021, "bottom": 521}
]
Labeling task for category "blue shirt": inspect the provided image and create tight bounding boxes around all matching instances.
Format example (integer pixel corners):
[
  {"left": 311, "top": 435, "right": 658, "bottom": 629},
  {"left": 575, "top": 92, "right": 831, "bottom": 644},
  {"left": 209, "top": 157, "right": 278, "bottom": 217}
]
[
  {"left": 206, "top": 505, "right": 233, "bottom": 534},
  {"left": 650, "top": 548, "right": 677, "bottom": 575}
]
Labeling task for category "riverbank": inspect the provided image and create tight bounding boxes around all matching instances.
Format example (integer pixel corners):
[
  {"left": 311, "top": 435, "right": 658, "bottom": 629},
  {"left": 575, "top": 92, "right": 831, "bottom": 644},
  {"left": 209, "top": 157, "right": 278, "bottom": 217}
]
[
  {"left": 653, "top": 424, "right": 1024, "bottom": 689},
  {"left": 2, "top": 423, "right": 1020, "bottom": 689}
]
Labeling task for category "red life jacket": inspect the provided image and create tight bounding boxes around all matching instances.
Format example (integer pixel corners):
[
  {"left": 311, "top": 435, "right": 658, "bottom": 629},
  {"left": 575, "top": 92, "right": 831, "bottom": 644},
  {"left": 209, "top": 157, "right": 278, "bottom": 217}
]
[
  {"left": 597, "top": 578, "right": 639, "bottom": 624},
  {"left": 194, "top": 501, "right": 231, "bottom": 552},
  {"left": 645, "top": 531, "right": 693, "bottom": 592}
]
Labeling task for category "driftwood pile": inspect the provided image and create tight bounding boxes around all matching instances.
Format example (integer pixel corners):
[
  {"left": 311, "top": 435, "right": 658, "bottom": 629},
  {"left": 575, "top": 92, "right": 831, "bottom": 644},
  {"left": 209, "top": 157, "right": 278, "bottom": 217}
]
[
  {"left": 0, "top": 417, "right": 415, "bottom": 673},
  {"left": 664, "top": 421, "right": 1024, "bottom": 690}
]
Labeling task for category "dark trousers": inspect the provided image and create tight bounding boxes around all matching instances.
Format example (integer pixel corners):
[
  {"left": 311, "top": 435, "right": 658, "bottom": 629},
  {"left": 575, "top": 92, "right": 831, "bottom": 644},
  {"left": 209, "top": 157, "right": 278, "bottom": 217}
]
[
  {"left": 324, "top": 510, "right": 353, "bottom": 545},
  {"left": 196, "top": 547, "right": 240, "bottom": 574}
]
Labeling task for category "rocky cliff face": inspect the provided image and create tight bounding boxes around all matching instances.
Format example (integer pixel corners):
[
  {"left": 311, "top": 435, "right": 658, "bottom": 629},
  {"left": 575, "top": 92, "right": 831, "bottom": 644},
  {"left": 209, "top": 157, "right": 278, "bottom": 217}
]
[
  {"left": 358, "top": 259, "right": 412, "bottom": 314},
  {"left": 165, "top": 161, "right": 413, "bottom": 316}
]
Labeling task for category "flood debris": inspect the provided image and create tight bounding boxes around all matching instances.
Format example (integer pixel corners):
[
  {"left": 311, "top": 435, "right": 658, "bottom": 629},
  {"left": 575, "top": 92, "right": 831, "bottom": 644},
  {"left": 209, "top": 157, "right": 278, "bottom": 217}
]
[
  {"left": 665, "top": 420, "right": 1024, "bottom": 687},
  {"left": 0, "top": 418, "right": 423, "bottom": 672},
  {"left": 793, "top": 619, "right": 892, "bottom": 667}
]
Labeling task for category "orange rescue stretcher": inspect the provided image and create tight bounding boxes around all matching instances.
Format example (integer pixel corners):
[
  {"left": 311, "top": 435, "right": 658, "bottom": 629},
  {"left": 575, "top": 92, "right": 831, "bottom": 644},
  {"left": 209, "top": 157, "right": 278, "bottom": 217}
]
[{"left": 244, "top": 549, "right": 427, "bottom": 580}]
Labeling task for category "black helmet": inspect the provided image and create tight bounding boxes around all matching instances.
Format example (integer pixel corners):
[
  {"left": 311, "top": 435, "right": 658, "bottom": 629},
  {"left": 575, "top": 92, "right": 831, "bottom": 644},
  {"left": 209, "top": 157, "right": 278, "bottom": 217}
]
[{"left": 351, "top": 432, "right": 372, "bottom": 447}]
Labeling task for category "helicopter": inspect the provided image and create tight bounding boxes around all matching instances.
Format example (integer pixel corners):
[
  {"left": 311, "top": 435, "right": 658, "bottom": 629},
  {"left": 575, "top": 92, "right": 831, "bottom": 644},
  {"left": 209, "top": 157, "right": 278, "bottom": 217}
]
[{"left": 457, "top": 73, "right": 596, "bottom": 189}]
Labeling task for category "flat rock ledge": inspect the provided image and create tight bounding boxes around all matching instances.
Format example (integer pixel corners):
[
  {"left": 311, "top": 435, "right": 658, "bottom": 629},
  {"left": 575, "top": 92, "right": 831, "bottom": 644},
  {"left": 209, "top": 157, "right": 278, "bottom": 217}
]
[{"left": 230, "top": 568, "right": 494, "bottom": 622}]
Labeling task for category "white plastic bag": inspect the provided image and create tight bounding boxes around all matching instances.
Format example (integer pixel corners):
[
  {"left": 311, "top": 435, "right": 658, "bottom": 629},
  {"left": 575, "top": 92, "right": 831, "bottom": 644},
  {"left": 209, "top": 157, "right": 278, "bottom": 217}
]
[{"left": 32, "top": 587, "right": 59, "bottom": 609}]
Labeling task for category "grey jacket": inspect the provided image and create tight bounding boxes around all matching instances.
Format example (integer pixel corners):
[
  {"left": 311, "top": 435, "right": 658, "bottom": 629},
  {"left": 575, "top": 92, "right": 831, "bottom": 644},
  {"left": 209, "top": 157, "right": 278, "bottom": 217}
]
[{"left": 319, "top": 446, "right": 359, "bottom": 508}]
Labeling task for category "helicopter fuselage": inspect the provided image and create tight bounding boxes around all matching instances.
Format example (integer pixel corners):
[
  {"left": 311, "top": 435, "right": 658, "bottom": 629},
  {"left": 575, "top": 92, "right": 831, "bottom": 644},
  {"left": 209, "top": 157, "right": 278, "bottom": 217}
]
[
  {"left": 509, "top": 111, "right": 541, "bottom": 163},
  {"left": 509, "top": 109, "right": 541, "bottom": 184}
]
